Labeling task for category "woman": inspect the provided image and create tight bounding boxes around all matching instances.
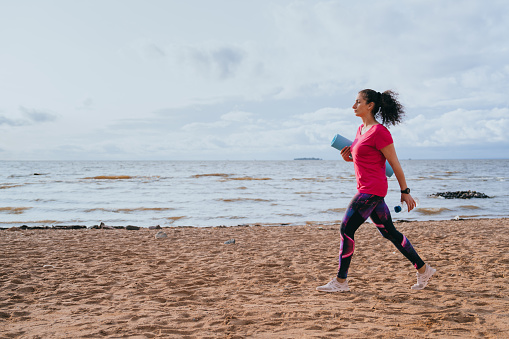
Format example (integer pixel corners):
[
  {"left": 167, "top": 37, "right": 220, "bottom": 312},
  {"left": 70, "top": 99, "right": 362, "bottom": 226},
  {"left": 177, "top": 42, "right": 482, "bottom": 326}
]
[{"left": 317, "top": 89, "right": 435, "bottom": 292}]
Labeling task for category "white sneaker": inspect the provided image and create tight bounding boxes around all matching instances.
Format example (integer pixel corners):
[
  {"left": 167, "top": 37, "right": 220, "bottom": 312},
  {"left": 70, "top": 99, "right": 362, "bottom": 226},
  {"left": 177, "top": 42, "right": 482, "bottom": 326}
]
[
  {"left": 316, "top": 277, "right": 350, "bottom": 292},
  {"left": 411, "top": 264, "right": 436, "bottom": 290}
]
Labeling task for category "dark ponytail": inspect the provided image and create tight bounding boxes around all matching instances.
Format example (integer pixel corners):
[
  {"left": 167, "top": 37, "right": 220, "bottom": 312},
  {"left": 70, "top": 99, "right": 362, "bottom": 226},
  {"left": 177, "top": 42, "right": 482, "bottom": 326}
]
[{"left": 359, "top": 89, "right": 405, "bottom": 126}]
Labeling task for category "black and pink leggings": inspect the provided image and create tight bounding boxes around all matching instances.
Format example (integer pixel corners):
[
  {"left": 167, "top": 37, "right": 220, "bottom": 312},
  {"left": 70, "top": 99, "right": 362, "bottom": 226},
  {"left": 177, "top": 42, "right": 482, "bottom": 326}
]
[{"left": 337, "top": 193, "right": 425, "bottom": 279}]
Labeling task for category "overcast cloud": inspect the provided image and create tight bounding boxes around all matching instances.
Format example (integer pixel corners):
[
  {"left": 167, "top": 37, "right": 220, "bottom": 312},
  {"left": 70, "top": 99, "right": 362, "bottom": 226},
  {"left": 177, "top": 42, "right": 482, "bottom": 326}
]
[{"left": 1, "top": 0, "right": 508, "bottom": 160}]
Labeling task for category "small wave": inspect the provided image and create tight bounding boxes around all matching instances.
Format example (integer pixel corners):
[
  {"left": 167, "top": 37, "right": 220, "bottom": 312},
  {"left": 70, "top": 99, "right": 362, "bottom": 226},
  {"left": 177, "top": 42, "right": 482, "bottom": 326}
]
[
  {"left": 0, "top": 184, "right": 24, "bottom": 189},
  {"left": 456, "top": 214, "right": 483, "bottom": 219},
  {"left": 191, "top": 173, "right": 230, "bottom": 178},
  {"left": 416, "top": 207, "right": 451, "bottom": 215},
  {"left": 0, "top": 207, "right": 32, "bottom": 214},
  {"left": 83, "top": 175, "right": 133, "bottom": 180},
  {"left": 220, "top": 176, "right": 272, "bottom": 181},
  {"left": 323, "top": 208, "right": 347, "bottom": 213},
  {"left": 82, "top": 175, "right": 161, "bottom": 181},
  {"left": 85, "top": 207, "right": 174, "bottom": 213},
  {"left": 290, "top": 177, "right": 328, "bottom": 182},
  {"left": 442, "top": 171, "right": 461, "bottom": 177},
  {"left": 277, "top": 213, "right": 304, "bottom": 217},
  {"left": 217, "top": 198, "right": 271, "bottom": 202},
  {"left": 167, "top": 216, "right": 185, "bottom": 223},
  {"left": 416, "top": 175, "right": 468, "bottom": 181},
  {"left": 0, "top": 219, "right": 60, "bottom": 225},
  {"left": 117, "top": 207, "right": 174, "bottom": 213},
  {"left": 227, "top": 216, "right": 248, "bottom": 219},
  {"left": 459, "top": 205, "right": 481, "bottom": 210}
]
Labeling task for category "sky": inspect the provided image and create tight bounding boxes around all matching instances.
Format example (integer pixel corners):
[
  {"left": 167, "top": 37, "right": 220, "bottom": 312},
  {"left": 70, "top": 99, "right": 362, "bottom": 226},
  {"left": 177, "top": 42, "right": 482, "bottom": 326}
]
[{"left": 1, "top": 0, "right": 508, "bottom": 161}]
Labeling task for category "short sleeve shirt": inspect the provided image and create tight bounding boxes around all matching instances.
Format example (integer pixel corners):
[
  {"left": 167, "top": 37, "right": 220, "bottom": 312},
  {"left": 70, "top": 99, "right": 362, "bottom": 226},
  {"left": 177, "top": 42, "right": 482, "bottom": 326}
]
[{"left": 350, "top": 124, "right": 393, "bottom": 197}]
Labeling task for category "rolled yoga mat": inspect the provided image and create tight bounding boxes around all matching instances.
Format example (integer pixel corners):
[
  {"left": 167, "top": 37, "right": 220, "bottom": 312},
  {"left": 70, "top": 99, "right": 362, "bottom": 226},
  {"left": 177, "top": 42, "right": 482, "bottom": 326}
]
[{"left": 331, "top": 133, "right": 394, "bottom": 177}]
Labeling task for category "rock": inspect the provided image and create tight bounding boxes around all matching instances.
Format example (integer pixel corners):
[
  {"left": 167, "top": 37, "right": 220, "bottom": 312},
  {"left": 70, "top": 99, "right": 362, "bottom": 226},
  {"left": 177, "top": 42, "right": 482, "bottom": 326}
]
[
  {"left": 149, "top": 225, "right": 162, "bottom": 230},
  {"left": 155, "top": 231, "right": 167, "bottom": 239},
  {"left": 430, "top": 191, "right": 491, "bottom": 199},
  {"left": 99, "top": 222, "right": 112, "bottom": 229},
  {"left": 126, "top": 225, "right": 140, "bottom": 230},
  {"left": 96, "top": 222, "right": 113, "bottom": 229},
  {"left": 224, "top": 239, "right": 236, "bottom": 245},
  {"left": 52, "top": 225, "right": 87, "bottom": 230},
  {"left": 19, "top": 225, "right": 49, "bottom": 230}
]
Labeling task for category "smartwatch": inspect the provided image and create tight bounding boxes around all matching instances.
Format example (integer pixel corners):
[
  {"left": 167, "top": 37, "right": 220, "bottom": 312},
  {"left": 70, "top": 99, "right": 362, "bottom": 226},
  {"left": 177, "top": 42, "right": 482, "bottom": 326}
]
[{"left": 401, "top": 188, "right": 411, "bottom": 194}]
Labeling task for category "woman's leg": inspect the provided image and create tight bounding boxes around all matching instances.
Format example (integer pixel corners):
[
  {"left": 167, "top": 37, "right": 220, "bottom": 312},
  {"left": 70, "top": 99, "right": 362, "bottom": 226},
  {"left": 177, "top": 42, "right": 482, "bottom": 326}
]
[
  {"left": 369, "top": 200, "right": 425, "bottom": 270},
  {"left": 337, "top": 193, "right": 381, "bottom": 279}
]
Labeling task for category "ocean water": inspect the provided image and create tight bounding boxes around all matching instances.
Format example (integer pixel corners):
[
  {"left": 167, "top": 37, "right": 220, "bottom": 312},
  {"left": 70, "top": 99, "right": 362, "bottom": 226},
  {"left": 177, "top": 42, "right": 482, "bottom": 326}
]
[{"left": 0, "top": 159, "right": 507, "bottom": 228}]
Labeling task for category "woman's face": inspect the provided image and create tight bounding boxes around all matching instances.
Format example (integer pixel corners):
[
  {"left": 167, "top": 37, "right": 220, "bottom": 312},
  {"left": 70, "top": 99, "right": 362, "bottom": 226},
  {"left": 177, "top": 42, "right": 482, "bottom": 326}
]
[{"left": 352, "top": 93, "right": 373, "bottom": 118}]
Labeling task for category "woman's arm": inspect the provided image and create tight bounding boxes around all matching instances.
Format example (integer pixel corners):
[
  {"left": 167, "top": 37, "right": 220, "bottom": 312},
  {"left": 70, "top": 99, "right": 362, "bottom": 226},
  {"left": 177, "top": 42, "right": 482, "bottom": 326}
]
[{"left": 380, "top": 143, "right": 417, "bottom": 211}]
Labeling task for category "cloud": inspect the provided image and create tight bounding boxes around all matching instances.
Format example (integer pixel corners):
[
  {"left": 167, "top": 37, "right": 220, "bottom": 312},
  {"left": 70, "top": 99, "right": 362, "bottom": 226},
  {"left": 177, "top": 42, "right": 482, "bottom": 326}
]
[
  {"left": 220, "top": 110, "right": 254, "bottom": 122},
  {"left": 145, "top": 43, "right": 166, "bottom": 58},
  {"left": 95, "top": 90, "right": 509, "bottom": 160},
  {"left": 393, "top": 107, "right": 509, "bottom": 147},
  {"left": 0, "top": 107, "right": 58, "bottom": 127},
  {"left": 2, "top": 0, "right": 509, "bottom": 160},
  {"left": 125, "top": 41, "right": 248, "bottom": 81},
  {"left": 266, "top": 1, "right": 509, "bottom": 105},
  {"left": 171, "top": 104, "right": 355, "bottom": 155},
  {"left": 181, "top": 110, "right": 254, "bottom": 131},
  {"left": 118, "top": 0, "right": 509, "bottom": 111},
  {"left": 0, "top": 116, "right": 27, "bottom": 126},
  {"left": 171, "top": 102, "right": 509, "bottom": 159},
  {"left": 181, "top": 44, "right": 246, "bottom": 79},
  {"left": 77, "top": 98, "right": 94, "bottom": 110},
  {"left": 20, "top": 107, "right": 58, "bottom": 123},
  {"left": 211, "top": 47, "right": 245, "bottom": 79},
  {"left": 294, "top": 107, "right": 348, "bottom": 122},
  {"left": 181, "top": 120, "right": 231, "bottom": 132}
]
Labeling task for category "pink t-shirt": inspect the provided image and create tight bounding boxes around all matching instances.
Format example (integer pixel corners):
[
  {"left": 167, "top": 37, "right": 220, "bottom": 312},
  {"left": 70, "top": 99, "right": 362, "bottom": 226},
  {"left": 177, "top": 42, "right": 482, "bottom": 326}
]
[{"left": 351, "top": 124, "right": 393, "bottom": 197}]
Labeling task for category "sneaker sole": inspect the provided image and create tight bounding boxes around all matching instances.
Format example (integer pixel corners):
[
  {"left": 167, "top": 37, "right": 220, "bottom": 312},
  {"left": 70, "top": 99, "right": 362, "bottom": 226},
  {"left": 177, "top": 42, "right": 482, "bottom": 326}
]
[{"left": 411, "top": 267, "right": 436, "bottom": 290}]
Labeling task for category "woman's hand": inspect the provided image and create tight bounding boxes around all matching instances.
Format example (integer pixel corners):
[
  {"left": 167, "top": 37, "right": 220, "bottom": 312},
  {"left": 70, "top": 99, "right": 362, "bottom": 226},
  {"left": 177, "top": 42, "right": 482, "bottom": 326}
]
[
  {"left": 401, "top": 193, "right": 417, "bottom": 211},
  {"left": 340, "top": 146, "right": 353, "bottom": 162}
]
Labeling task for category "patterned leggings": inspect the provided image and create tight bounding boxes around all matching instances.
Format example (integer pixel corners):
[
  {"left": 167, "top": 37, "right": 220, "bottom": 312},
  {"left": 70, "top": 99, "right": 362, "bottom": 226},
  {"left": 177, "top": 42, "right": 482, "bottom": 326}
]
[{"left": 337, "top": 193, "right": 425, "bottom": 279}]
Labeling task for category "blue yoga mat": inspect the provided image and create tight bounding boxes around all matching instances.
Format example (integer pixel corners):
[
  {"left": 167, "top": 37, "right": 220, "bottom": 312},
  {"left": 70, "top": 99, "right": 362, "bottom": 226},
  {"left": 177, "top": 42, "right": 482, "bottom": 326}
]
[{"left": 331, "top": 133, "right": 394, "bottom": 177}]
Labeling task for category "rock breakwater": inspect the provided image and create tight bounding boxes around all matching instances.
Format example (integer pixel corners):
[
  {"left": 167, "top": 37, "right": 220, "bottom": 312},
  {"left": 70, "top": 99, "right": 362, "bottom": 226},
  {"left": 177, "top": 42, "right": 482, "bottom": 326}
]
[{"left": 430, "top": 191, "right": 491, "bottom": 199}]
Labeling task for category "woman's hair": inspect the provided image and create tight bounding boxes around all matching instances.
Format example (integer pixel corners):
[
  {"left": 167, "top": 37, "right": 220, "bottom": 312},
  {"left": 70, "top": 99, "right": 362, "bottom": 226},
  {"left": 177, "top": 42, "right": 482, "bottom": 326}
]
[{"left": 359, "top": 89, "right": 405, "bottom": 126}]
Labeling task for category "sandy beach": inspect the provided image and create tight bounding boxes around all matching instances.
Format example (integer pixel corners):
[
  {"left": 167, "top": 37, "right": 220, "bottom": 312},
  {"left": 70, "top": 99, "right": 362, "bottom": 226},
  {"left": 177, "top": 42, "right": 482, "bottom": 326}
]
[{"left": 1, "top": 218, "right": 508, "bottom": 338}]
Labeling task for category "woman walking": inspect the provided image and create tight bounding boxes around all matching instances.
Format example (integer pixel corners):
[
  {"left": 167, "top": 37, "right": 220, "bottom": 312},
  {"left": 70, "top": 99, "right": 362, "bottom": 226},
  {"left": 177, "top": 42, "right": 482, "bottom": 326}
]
[{"left": 317, "top": 89, "right": 435, "bottom": 292}]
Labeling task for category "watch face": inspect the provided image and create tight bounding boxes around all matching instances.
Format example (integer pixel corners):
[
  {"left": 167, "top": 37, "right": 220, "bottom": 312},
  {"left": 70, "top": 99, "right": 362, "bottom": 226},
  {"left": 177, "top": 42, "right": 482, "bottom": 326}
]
[{"left": 402, "top": 188, "right": 410, "bottom": 194}]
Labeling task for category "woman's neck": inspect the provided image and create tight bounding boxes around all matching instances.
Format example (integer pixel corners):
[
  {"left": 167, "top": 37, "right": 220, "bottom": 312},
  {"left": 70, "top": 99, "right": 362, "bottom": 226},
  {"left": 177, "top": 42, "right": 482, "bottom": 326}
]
[{"left": 361, "top": 116, "right": 378, "bottom": 127}]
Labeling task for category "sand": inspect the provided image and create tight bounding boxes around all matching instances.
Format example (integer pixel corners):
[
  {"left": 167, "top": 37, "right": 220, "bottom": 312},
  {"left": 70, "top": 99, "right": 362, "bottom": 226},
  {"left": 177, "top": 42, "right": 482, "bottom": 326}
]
[{"left": 1, "top": 218, "right": 508, "bottom": 338}]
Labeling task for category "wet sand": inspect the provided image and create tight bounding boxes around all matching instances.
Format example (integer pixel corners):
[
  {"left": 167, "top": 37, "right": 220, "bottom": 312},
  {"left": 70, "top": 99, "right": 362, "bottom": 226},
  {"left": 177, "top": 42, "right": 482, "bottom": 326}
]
[{"left": 1, "top": 218, "right": 508, "bottom": 338}]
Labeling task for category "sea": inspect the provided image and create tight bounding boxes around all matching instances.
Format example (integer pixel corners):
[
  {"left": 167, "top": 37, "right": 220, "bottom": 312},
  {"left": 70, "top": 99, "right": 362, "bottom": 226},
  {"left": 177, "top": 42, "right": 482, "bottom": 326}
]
[{"left": 0, "top": 159, "right": 508, "bottom": 228}]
